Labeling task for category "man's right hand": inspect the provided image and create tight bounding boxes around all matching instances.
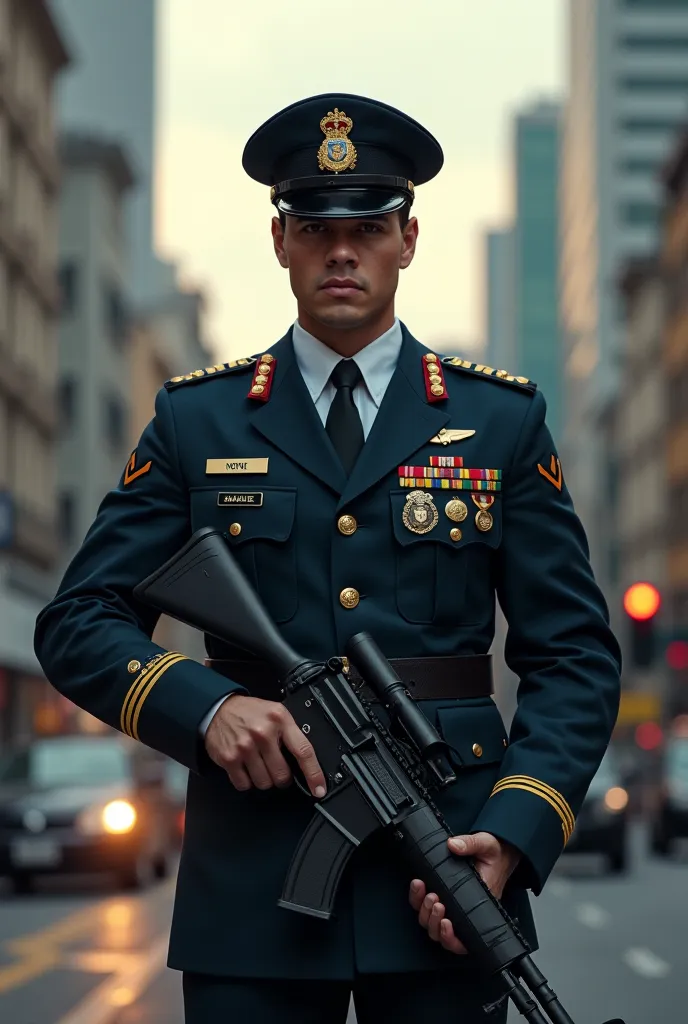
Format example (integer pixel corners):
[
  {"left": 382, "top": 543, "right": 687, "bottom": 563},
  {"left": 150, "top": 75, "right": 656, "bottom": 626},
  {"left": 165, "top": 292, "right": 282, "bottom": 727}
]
[{"left": 204, "top": 695, "right": 327, "bottom": 799}]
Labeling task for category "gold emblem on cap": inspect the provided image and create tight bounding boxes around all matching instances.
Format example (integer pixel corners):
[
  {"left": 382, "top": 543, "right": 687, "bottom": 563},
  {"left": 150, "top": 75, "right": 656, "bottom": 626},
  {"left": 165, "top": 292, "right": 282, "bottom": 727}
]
[
  {"left": 318, "top": 108, "right": 357, "bottom": 174},
  {"left": 402, "top": 491, "right": 438, "bottom": 535}
]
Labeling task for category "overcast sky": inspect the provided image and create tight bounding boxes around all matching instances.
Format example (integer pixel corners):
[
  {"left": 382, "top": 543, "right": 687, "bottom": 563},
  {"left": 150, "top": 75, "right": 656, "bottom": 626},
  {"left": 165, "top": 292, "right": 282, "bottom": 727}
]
[{"left": 154, "top": 0, "right": 565, "bottom": 363}]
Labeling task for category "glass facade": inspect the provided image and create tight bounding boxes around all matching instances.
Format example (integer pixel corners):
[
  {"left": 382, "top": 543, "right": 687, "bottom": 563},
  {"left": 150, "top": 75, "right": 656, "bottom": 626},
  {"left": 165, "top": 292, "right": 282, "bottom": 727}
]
[{"left": 514, "top": 105, "right": 562, "bottom": 443}]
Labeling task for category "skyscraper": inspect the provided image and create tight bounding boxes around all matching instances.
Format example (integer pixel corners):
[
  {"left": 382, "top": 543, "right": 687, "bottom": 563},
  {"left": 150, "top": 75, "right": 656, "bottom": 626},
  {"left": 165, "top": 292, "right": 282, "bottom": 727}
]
[
  {"left": 560, "top": 0, "right": 688, "bottom": 581},
  {"left": 48, "top": 0, "right": 163, "bottom": 306},
  {"left": 513, "top": 100, "right": 563, "bottom": 444},
  {"left": 484, "top": 228, "right": 516, "bottom": 372}
]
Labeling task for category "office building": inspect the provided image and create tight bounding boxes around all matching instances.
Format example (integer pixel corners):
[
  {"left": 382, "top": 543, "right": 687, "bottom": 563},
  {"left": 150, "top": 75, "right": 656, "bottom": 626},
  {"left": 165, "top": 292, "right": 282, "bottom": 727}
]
[
  {"left": 0, "top": 0, "right": 69, "bottom": 745},
  {"left": 56, "top": 133, "right": 135, "bottom": 566},
  {"left": 513, "top": 100, "right": 563, "bottom": 444},
  {"left": 560, "top": 0, "right": 688, "bottom": 585}
]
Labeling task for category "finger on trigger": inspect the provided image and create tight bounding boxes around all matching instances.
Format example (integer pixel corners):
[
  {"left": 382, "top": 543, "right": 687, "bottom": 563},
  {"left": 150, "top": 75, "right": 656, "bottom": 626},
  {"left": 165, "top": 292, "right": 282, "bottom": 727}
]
[{"left": 284, "top": 723, "right": 327, "bottom": 798}]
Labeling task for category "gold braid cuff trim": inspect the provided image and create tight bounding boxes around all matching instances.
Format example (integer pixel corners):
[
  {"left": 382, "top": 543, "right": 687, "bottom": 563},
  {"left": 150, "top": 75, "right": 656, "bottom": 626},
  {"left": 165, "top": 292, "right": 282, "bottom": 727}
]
[
  {"left": 490, "top": 775, "right": 575, "bottom": 844},
  {"left": 120, "top": 653, "right": 187, "bottom": 739}
]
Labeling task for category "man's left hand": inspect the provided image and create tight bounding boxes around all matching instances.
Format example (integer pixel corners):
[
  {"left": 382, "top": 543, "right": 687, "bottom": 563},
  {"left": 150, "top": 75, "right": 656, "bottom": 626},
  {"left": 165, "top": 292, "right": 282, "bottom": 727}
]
[{"left": 408, "top": 832, "right": 522, "bottom": 955}]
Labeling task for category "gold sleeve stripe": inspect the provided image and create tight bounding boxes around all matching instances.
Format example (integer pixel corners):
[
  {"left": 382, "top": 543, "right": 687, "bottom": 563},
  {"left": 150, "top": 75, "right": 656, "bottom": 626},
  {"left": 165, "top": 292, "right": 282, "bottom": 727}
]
[
  {"left": 120, "top": 652, "right": 182, "bottom": 737},
  {"left": 490, "top": 774, "right": 575, "bottom": 832},
  {"left": 491, "top": 775, "right": 575, "bottom": 836},
  {"left": 491, "top": 776, "right": 575, "bottom": 842},
  {"left": 131, "top": 655, "right": 188, "bottom": 741}
]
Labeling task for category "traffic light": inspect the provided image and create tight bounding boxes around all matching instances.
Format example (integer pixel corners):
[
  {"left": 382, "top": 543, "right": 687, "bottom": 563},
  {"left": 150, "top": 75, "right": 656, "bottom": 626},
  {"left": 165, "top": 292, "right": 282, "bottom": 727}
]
[{"left": 623, "top": 582, "right": 661, "bottom": 669}]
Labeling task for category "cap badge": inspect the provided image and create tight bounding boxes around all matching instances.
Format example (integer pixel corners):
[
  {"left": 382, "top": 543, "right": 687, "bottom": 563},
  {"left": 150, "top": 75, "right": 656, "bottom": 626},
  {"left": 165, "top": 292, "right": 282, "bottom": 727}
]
[{"left": 318, "top": 108, "right": 357, "bottom": 174}]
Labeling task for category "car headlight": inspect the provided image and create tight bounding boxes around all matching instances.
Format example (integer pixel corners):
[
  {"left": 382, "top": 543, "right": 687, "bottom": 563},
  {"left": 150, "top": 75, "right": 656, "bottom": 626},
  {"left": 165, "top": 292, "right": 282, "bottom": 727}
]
[
  {"left": 76, "top": 799, "right": 137, "bottom": 836},
  {"left": 603, "top": 787, "right": 628, "bottom": 813}
]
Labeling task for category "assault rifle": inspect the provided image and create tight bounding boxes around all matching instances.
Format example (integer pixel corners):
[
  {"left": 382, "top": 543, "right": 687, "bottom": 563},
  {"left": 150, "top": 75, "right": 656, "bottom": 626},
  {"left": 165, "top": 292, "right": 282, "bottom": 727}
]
[{"left": 134, "top": 527, "right": 624, "bottom": 1024}]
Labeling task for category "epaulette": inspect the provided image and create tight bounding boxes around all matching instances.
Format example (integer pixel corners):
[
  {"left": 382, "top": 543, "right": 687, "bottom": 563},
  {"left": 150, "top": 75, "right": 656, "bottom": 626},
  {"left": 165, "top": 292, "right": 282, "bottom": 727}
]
[
  {"left": 441, "top": 357, "right": 537, "bottom": 395},
  {"left": 164, "top": 357, "right": 257, "bottom": 391}
]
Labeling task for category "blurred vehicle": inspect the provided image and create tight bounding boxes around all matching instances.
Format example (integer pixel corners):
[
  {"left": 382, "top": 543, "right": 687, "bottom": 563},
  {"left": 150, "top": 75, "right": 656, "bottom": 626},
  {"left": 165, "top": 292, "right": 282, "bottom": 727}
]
[
  {"left": 162, "top": 757, "right": 188, "bottom": 846},
  {"left": 564, "top": 750, "right": 630, "bottom": 874},
  {"left": 650, "top": 734, "right": 688, "bottom": 857},
  {"left": 0, "top": 733, "right": 176, "bottom": 893}
]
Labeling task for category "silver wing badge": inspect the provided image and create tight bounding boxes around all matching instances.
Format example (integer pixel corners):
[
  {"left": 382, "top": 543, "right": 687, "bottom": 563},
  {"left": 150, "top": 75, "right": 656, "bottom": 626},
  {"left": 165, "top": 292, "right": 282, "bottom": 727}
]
[{"left": 429, "top": 428, "right": 476, "bottom": 446}]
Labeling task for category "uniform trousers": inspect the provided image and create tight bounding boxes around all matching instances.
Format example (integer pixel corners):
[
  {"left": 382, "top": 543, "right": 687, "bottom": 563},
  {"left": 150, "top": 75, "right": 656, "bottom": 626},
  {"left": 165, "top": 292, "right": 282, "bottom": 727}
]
[{"left": 182, "top": 969, "right": 509, "bottom": 1023}]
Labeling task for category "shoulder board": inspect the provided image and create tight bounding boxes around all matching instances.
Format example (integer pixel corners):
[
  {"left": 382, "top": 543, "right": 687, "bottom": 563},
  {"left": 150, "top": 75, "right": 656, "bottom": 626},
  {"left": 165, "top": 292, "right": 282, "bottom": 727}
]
[
  {"left": 164, "top": 357, "right": 257, "bottom": 391},
  {"left": 441, "top": 357, "right": 537, "bottom": 394}
]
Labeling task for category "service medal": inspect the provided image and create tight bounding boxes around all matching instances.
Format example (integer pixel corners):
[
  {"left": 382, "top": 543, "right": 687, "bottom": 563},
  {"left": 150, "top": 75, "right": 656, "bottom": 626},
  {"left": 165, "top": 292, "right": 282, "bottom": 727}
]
[
  {"left": 471, "top": 493, "right": 495, "bottom": 532},
  {"left": 444, "top": 498, "right": 468, "bottom": 523},
  {"left": 402, "top": 491, "right": 438, "bottom": 534}
]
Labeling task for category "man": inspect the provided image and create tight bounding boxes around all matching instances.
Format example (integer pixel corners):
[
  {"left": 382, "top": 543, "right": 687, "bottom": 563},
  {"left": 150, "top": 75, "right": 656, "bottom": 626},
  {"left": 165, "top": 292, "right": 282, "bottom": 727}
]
[{"left": 34, "top": 93, "right": 622, "bottom": 1023}]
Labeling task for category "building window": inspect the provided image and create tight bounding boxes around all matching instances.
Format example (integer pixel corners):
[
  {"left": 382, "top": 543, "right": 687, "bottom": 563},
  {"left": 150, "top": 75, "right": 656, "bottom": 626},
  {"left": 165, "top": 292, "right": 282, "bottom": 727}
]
[
  {"left": 620, "top": 77, "right": 688, "bottom": 93},
  {"left": 58, "top": 262, "right": 78, "bottom": 315},
  {"left": 620, "top": 118, "right": 685, "bottom": 134},
  {"left": 102, "top": 393, "right": 126, "bottom": 451},
  {"left": 58, "top": 376, "right": 77, "bottom": 431},
  {"left": 619, "top": 157, "right": 662, "bottom": 175},
  {"left": 58, "top": 491, "right": 75, "bottom": 544},
  {"left": 102, "top": 281, "right": 127, "bottom": 348},
  {"left": 621, "top": 35, "right": 688, "bottom": 51},
  {"left": 619, "top": 201, "right": 662, "bottom": 227}
]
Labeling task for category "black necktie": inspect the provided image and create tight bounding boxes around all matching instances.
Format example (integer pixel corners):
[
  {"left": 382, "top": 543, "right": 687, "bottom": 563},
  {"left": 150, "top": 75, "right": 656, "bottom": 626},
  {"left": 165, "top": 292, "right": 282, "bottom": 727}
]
[{"left": 325, "top": 359, "right": 365, "bottom": 474}]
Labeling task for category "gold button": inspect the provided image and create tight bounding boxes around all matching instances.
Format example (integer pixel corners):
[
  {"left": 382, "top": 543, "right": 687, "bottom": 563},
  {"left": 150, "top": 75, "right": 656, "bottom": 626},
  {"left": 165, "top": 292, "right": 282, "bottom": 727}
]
[
  {"left": 229, "top": 523, "right": 242, "bottom": 536},
  {"left": 426, "top": 362, "right": 439, "bottom": 374},
  {"left": 472, "top": 743, "right": 483, "bottom": 758},
  {"left": 428, "top": 373, "right": 442, "bottom": 384},
  {"left": 337, "top": 514, "right": 357, "bottom": 536},
  {"left": 424, "top": 353, "right": 437, "bottom": 362},
  {"left": 449, "top": 527, "right": 462, "bottom": 542},
  {"left": 254, "top": 374, "right": 269, "bottom": 385},
  {"left": 260, "top": 354, "right": 274, "bottom": 363},
  {"left": 430, "top": 384, "right": 445, "bottom": 396},
  {"left": 516, "top": 376, "right": 529, "bottom": 384},
  {"left": 127, "top": 660, "right": 141, "bottom": 674},
  {"left": 251, "top": 384, "right": 265, "bottom": 394},
  {"left": 340, "top": 587, "right": 360, "bottom": 609},
  {"left": 258, "top": 363, "right": 272, "bottom": 375},
  {"left": 496, "top": 369, "right": 508, "bottom": 378}
]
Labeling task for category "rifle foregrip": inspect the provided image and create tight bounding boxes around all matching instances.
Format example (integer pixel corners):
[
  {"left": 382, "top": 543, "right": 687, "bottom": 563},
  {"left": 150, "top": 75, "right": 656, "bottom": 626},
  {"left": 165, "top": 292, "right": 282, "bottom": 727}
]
[
  {"left": 278, "top": 808, "right": 358, "bottom": 920},
  {"left": 398, "top": 805, "right": 529, "bottom": 975}
]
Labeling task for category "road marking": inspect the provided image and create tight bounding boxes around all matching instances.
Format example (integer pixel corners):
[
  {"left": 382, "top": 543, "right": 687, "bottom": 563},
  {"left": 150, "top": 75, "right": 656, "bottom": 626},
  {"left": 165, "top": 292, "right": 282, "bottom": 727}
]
[
  {"left": 0, "top": 903, "right": 101, "bottom": 994},
  {"left": 55, "top": 936, "right": 169, "bottom": 1024},
  {"left": 622, "top": 948, "right": 671, "bottom": 979},
  {"left": 575, "top": 903, "right": 610, "bottom": 930}
]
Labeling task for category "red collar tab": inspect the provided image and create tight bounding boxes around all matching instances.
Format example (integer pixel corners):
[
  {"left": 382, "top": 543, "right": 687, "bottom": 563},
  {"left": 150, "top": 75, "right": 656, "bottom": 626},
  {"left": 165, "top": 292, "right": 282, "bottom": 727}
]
[
  {"left": 247, "top": 354, "right": 276, "bottom": 401},
  {"left": 422, "top": 352, "right": 447, "bottom": 402}
]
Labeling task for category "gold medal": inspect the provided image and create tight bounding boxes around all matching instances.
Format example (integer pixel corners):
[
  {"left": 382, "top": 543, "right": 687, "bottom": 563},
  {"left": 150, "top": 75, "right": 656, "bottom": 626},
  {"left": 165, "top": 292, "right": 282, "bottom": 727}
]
[
  {"left": 444, "top": 498, "right": 468, "bottom": 523},
  {"left": 475, "top": 509, "right": 493, "bottom": 532},
  {"left": 402, "top": 491, "right": 438, "bottom": 534},
  {"left": 471, "top": 493, "right": 495, "bottom": 532}
]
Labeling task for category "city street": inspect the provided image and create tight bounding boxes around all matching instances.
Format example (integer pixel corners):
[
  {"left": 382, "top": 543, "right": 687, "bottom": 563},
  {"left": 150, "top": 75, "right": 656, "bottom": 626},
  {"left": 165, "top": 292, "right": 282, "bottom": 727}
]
[{"left": 0, "top": 826, "right": 685, "bottom": 1024}]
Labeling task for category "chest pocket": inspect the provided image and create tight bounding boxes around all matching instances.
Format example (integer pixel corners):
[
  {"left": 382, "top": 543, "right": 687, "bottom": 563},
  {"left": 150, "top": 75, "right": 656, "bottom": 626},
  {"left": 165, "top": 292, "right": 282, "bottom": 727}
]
[
  {"left": 189, "top": 486, "right": 298, "bottom": 623},
  {"left": 390, "top": 490, "right": 501, "bottom": 628}
]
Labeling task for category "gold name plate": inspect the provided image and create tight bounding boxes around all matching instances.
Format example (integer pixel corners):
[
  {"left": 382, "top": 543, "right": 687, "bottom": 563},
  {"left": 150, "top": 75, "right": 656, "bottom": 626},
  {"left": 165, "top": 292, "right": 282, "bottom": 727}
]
[{"left": 206, "top": 459, "right": 269, "bottom": 475}]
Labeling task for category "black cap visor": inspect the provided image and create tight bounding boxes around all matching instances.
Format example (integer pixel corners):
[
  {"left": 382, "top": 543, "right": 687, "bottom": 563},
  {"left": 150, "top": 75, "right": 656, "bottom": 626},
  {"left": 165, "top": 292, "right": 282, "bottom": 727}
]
[{"left": 276, "top": 187, "right": 409, "bottom": 218}]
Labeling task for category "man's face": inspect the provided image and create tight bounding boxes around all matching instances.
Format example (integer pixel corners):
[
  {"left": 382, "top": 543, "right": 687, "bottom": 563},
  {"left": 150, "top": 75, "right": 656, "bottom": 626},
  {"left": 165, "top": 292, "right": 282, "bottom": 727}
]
[{"left": 272, "top": 211, "right": 418, "bottom": 332}]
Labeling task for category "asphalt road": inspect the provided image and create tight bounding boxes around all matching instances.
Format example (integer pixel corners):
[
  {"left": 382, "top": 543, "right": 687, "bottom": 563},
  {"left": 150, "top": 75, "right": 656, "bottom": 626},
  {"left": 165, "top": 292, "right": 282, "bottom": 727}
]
[{"left": 0, "top": 825, "right": 685, "bottom": 1024}]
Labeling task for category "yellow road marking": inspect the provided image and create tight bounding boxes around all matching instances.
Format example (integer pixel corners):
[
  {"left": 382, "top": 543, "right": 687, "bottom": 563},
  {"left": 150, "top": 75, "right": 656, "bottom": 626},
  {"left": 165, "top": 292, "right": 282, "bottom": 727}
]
[
  {"left": 55, "top": 937, "right": 169, "bottom": 1024},
  {"left": 0, "top": 903, "right": 101, "bottom": 994}
]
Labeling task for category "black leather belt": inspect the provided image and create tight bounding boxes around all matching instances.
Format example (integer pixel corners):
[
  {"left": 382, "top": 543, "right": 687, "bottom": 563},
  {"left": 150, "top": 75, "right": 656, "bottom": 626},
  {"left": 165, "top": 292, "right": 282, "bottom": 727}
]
[{"left": 204, "top": 655, "right": 493, "bottom": 703}]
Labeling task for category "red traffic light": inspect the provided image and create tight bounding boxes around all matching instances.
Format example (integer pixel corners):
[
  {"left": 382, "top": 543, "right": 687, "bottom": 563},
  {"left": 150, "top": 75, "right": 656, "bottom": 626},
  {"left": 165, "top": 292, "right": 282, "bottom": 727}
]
[
  {"left": 666, "top": 640, "right": 688, "bottom": 671},
  {"left": 623, "top": 582, "right": 661, "bottom": 621}
]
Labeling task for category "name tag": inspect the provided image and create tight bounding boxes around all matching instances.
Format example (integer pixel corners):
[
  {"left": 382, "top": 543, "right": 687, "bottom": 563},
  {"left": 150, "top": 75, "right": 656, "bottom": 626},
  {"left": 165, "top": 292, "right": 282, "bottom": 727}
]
[
  {"left": 217, "top": 492, "right": 263, "bottom": 506},
  {"left": 206, "top": 458, "right": 269, "bottom": 474}
]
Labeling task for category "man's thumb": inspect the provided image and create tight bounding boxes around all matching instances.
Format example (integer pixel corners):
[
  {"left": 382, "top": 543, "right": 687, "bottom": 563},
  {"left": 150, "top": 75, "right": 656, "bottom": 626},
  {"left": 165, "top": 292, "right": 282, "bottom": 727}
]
[{"left": 448, "top": 834, "right": 473, "bottom": 855}]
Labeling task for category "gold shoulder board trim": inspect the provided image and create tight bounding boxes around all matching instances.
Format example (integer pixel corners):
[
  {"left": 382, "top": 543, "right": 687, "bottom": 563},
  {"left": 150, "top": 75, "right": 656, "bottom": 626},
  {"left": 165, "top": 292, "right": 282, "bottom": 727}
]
[
  {"left": 165, "top": 357, "right": 258, "bottom": 390},
  {"left": 441, "top": 357, "right": 537, "bottom": 394}
]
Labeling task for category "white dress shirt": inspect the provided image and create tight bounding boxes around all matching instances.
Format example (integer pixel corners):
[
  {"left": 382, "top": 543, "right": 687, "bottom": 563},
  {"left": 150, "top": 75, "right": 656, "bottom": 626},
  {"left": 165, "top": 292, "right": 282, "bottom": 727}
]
[{"left": 199, "top": 317, "right": 403, "bottom": 736}]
